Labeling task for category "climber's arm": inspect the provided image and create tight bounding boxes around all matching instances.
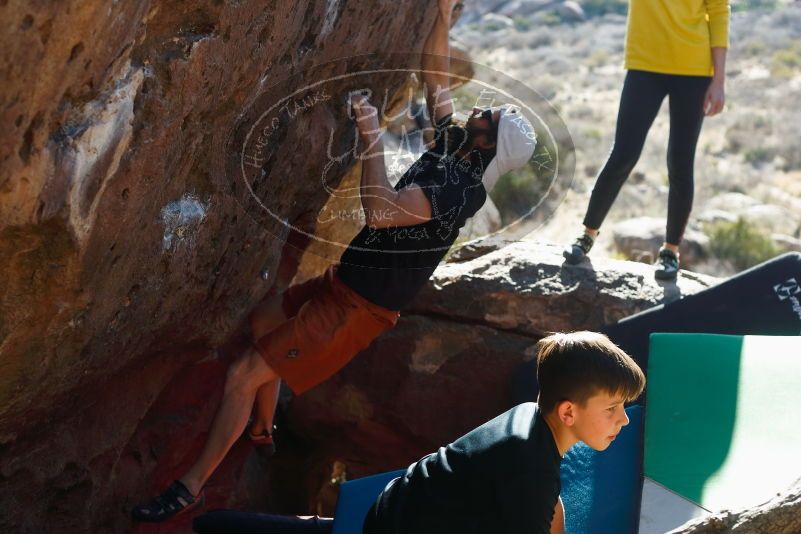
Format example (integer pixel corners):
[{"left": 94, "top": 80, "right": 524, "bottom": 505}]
[{"left": 352, "top": 96, "right": 432, "bottom": 229}]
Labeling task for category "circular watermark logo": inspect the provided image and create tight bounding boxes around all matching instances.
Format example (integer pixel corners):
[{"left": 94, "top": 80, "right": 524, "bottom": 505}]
[{"left": 218, "top": 53, "right": 574, "bottom": 268}]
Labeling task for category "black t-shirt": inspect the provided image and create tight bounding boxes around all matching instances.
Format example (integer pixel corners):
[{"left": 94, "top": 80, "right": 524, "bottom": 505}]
[
  {"left": 336, "top": 115, "right": 488, "bottom": 310},
  {"left": 371, "top": 403, "right": 562, "bottom": 534}
]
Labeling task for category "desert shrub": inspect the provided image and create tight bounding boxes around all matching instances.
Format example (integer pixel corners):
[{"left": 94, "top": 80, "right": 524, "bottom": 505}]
[
  {"left": 707, "top": 218, "right": 780, "bottom": 270},
  {"left": 534, "top": 11, "right": 562, "bottom": 26},
  {"left": 528, "top": 74, "right": 560, "bottom": 100},
  {"left": 731, "top": 0, "right": 780, "bottom": 12},
  {"left": 543, "top": 55, "right": 573, "bottom": 75},
  {"left": 505, "top": 32, "right": 528, "bottom": 50},
  {"left": 584, "top": 127, "right": 602, "bottom": 140},
  {"left": 768, "top": 5, "right": 801, "bottom": 32},
  {"left": 483, "top": 21, "right": 505, "bottom": 32},
  {"left": 527, "top": 31, "right": 555, "bottom": 49},
  {"left": 775, "top": 119, "right": 801, "bottom": 170},
  {"left": 491, "top": 167, "right": 544, "bottom": 223},
  {"left": 741, "top": 37, "right": 767, "bottom": 57},
  {"left": 513, "top": 16, "right": 533, "bottom": 32},
  {"left": 585, "top": 49, "right": 611, "bottom": 67},
  {"left": 743, "top": 146, "right": 776, "bottom": 165},
  {"left": 490, "top": 143, "right": 555, "bottom": 223},
  {"left": 579, "top": 0, "right": 628, "bottom": 17},
  {"left": 771, "top": 42, "right": 801, "bottom": 77},
  {"left": 568, "top": 103, "right": 595, "bottom": 120},
  {"left": 725, "top": 114, "right": 772, "bottom": 154}
]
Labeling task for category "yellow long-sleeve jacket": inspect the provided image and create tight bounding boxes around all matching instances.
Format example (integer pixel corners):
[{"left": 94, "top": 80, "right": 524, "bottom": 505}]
[{"left": 624, "top": 0, "right": 730, "bottom": 77}]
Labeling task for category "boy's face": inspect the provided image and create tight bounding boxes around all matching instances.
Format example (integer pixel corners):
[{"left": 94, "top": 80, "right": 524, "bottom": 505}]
[{"left": 567, "top": 391, "right": 630, "bottom": 451}]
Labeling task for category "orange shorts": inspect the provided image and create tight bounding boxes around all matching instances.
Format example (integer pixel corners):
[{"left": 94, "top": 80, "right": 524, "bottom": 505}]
[{"left": 253, "top": 266, "right": 399, "bottom": 395}]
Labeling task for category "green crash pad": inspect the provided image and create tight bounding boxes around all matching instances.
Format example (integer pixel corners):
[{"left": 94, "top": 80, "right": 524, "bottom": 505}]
[{"left": 644, "top": 333, "right": 801, "bottom": 512}]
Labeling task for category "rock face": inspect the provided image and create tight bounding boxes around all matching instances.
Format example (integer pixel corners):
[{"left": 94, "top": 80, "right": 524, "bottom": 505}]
[
  {"left": 281, "top": 239, "right": 717, "bottom": 516},
  {"left": 0, "top": 1, "right": 439, "bottom": 532}
]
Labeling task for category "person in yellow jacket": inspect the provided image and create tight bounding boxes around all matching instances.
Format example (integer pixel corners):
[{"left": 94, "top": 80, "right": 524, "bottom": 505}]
[{"left": 564, "top": 0, "right": 729, "bottom": 280}]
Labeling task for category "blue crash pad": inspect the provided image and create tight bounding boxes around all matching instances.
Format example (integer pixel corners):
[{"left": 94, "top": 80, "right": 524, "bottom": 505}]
[
  {"left": 332, "top": 469, "right": 406, "bottom": 534},
  {"left": 561, "top": 406, "right": 643, "bottom": 534}
]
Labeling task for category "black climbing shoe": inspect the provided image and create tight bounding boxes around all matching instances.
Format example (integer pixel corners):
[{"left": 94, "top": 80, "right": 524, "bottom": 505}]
[
  {"left": 131, "top": 480, "right": 204, "bottom": 523},
  {"left": 654, "top": 248, "right": 680, "bottom": 280},
  {"left": 563, "top": 233, "right": 596, "bottom": 264}
]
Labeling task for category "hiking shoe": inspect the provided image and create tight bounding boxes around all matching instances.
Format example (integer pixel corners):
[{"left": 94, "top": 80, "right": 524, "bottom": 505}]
[
  {"left": 563, "top": 233, "right": 596, "bottom": 264},
  {"left": 654, "top": 248, "right": 680, "bottom": 280}
]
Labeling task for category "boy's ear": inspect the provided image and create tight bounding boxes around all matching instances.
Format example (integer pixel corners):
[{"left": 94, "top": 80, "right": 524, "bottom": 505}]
[{"left": 556, "top": 400, "right": 576, "bottom": 427}]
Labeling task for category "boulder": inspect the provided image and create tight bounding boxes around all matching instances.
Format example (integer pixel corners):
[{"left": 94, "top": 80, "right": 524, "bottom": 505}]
[
  {"left": 411, "top": 240, "right": 715, "bottom": 333},
  {"left": 447, "top": 234, "right": 518, "bottom": 263},
  {"left": 741, "top": 204, "right": 798, "bottom": 234},
  {"left": 481, "top": 13, "right": 516, "bottom": 30},
  {"left": 0, "top": 2, "right": 439, "bottom": 532},
  {"left": 704, "top": 192, "right": 761, "bottom": 214},
  {"left": 612, "top": 216, "right": 710, "bottom": 267},
  {"left": 554, "top": 1, "right": 587, "bottom": 22},
  {"left": 702, "top": 194, "right": 799, "bottom": 235},
  {"left": 696, "top": 209, "right": 739, "bottom": 225},
  {"left": 497, "top": 0, "right": 555, "bottom": 18},
  {"left": 459, "top": 0, "right": 585, "bottom": 24}
]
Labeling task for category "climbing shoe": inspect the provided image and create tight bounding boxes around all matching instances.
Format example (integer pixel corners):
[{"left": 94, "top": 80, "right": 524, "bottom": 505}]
[
  {"left": 131, "top": 480, "right": 204, "bottom": 523},
  {"left": 654, "top": 247, "right": 680, "bottom": 280},
  {"left": 563, "top": 233, "right": 596, "bottom": 264}
]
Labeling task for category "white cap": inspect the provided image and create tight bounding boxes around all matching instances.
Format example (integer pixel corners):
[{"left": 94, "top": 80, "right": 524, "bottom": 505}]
[{"left": 482, "top": 105, "right": 537, "bottom": 190}]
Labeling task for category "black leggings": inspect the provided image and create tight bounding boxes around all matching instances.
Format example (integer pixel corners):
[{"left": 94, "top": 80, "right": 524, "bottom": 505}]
[{"left": 583, "top": 69, "right": 711, "bottom": 245}]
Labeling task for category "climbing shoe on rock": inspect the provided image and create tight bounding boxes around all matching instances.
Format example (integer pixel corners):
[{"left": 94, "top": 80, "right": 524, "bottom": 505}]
[
  {"left": 563, "top": 233, "right": 596, "bottom": 264},
  {"left": 654, "top": 247, "right": 680, "bottom": 280}
]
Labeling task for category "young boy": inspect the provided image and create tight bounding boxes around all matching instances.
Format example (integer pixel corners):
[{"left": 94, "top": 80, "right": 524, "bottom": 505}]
[{"left": 362, "top": 331, "right": 646, "bottom": 534}]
